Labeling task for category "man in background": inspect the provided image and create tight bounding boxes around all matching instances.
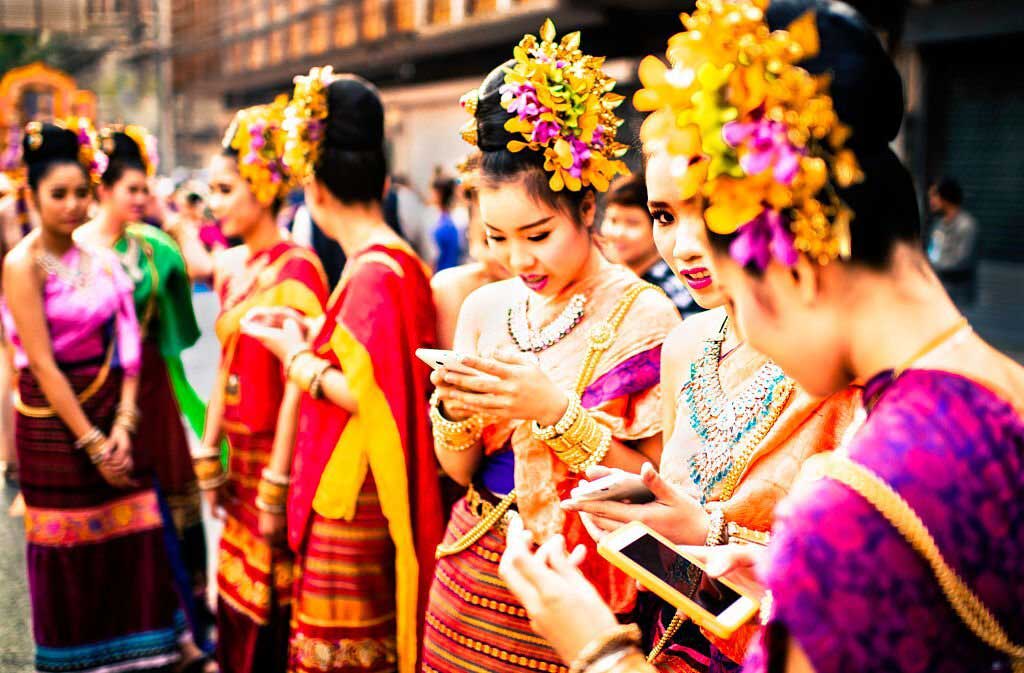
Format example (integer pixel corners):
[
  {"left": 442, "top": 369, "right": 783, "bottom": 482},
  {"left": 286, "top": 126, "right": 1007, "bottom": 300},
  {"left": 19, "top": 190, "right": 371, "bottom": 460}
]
[{"left": 928, "top": 177, "right": 979, "bottom": 308}]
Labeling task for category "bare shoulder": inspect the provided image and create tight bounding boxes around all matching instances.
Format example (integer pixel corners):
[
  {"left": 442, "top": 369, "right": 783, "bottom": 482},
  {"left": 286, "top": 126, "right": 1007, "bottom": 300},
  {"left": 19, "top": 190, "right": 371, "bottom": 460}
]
[
  {"left": 461, "top": 277, "right": 521, "bottom": 316},
  {"left": 3, "top": 231, "right": 38, "bottom": 273}
]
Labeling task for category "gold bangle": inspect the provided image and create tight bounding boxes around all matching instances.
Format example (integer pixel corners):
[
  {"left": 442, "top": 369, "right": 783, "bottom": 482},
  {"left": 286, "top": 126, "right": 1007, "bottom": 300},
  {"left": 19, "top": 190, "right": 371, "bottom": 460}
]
[
  {"left": 198, "top": 472, "right": 228, "bottom": 491},
  {"left": 531, "top": 394, "right": 581, "bottom": 441},
  {"left": 193, "top": 457, "right": 224, "bottom": 481},
  {"left": 543, "top": 408, "right": 612, "bottom": 473},
  {"left": 569, "top": 624, "right": 643, "bottom": 673},
  {"left": 75, "top": 426, "right": 104, "bottom": 450},
  {"left": 255, "top": 497, "right": 286, "bottom": 514},
  {"left": 261, "top": 467, "right": 291, "bottom": 486},
  {"left": 191, "top": 444, "right": 221, "bottom": 461},
  {"left": 284, "top": 346, "right": 313, "bottom": 378},
  {"left": 429, "top": 392, "right": 482, "bottom": 452},
  {"left": 289, "top": 352, "right": 329, "bottom": 392},
  {"left": 705, "top": 508, "right": 727, "bottom": 546},
  {"left": 257, "top": 479, "right": 288, "bottom": 506},
  {"left": 307, "top": 359, "right": 333, "bottom": 398},
  {"left": 727, "top": 522, "right": 771, "bottom": 546},
  {"left": 574, "top": 423, "right": 612, "bottom": 474}
]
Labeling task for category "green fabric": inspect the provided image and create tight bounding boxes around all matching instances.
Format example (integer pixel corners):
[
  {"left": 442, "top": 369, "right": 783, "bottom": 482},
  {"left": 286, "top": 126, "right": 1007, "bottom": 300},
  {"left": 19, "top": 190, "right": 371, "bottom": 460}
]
[{"left": 114, "top": 223, "right": 207, "bottom": 439}]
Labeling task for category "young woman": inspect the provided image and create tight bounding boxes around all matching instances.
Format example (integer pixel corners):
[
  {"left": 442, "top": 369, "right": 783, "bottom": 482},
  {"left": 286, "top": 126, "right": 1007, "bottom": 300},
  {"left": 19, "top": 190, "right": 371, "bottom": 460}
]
[
  {"left": 245, "top": 69, "right": 445, "bottom": 673},
  {"left": 432, "top": 152, "right": 510, "bottom": 349},
  {"left": 498, "top": 2, "right": 1024, "bottom": 673},
  {"left": 562, "top": 146, "right": 856, "bottom": 672},
  {"left": 76, "top": 126, "right": 212, "bottom": 653},
  {"left": 3, "top": 120, "right": 182, "bottom": 673},
  {"left": 194, "top": 99, "right": 328, "bottom": 673},
  {"left": 420, "top": 22, "right": 681, "bottom": 673},
  {"left": 599, "top": 172, "right": 700, "bottom": 319}
]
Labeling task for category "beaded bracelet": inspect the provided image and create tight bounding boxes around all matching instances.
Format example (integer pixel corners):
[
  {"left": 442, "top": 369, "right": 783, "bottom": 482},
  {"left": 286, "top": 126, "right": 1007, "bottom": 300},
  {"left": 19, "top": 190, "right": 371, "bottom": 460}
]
[
  {"left": 705, "top": 508, "right": 727, "bottom": 546},
  {"left": 531, "top": 394, "right": 581, "bottom": 441},
  {"left": 568, "top": 624, "right": 642, "bottom": 673},
  {"left": 74, "top": 426, "right": 104, "bottom": 451}
]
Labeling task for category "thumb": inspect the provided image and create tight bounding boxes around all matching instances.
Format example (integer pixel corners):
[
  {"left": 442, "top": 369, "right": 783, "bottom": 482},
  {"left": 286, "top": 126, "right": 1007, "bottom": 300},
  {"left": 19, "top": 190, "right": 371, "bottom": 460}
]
[{"left": 640, "top": 462, "right": 678, "bottom": 503}]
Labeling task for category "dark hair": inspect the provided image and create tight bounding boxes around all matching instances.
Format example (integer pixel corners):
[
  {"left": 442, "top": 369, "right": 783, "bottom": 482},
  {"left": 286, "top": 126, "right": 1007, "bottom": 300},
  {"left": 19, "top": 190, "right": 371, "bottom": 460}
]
[
  {"left": 933, "top": 177, "right": 963, "bottom": 206},
  {"left": 605, "top": 172, "right": 648, "bottom": 213},
  {"left": 314, "top": 75, "right": 388, "bottom": 205},
  {"left": 473, "top": 62, "right": 592, "bottom": 226},
  {"left": 100, "top": 131, "right": 147, "bottom": 187},
  {"left": 707, "top": 0, "right": 921, "bottom": 271},
  {"left": 432, "top": 177, "right": 457, "bottom": 211},
  {"left": 22, "top": 123, "right": 87, "bottom": 190}
]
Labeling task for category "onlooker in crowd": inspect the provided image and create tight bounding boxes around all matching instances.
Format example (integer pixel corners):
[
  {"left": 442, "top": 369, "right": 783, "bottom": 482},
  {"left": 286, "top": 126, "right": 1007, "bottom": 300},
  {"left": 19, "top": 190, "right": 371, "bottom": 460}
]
[
  {"left": 599, "top": 172, "right": 704, "bottom": 318},
  {"left": 388, "top": 174, "right": 437, "bottom": 265},
  {"left": 928, "top": 177, "right": 979, "bottom": 307},
  {"left": 430, "top": 175, "right": 463, "bottom": 271},
  {"left": 283, "top": 193, "right": 346, "bottom": 289}
]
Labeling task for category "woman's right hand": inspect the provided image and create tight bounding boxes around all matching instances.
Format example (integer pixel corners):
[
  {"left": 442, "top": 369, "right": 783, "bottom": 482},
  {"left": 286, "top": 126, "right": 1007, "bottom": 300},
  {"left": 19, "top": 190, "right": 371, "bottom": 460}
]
[
  {"left": 96, "top": 459, "right": 138, "bottom": 489},
  {"left": 430, "top": 368, "right": 475, "bottom": 421},
  {"left": 202, "top": 487, "right": 227, "bottom": 520}
]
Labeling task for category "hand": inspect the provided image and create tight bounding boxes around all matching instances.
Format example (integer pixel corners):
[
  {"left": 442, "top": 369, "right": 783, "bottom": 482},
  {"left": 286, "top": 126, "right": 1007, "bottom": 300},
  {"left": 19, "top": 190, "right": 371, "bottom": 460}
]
[
  {"left": 243, "top": 313, "right": 310, "bottom": 363},
  {"left": 96, "top": 460, "right": 137, "bottom": 489},
  {"left": 676, "top": 544, "right": 767, "bottom": 601},
  {"left": 259, "top": 509, "right": 287, "bottom": 546},
  {"left": 499, "top": 514, "right": 619, "bottom": 663},
  {"left": 105, "top": 425, "right": 134, "bottom": 474},
  {"left": 562, "top": 463, "right": 710, "bottom": 546},
  {"left": 434, "top": 350, "right": 568, "bottom": 425},
  {"left": 202, "top": 487, "right": 227, "bottom": 520},
  {"left": 245, "top": 306, "right": 314, "bottom": 338}
]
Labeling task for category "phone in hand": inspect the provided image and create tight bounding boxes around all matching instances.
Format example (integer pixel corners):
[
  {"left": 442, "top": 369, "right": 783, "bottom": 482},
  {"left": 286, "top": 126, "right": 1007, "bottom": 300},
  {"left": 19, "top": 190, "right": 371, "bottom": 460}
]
[
  {"left": 415, "top": 348, "right": 494, "bottom": 378},
  {"left": 570, "top": 471, "right": 655, "bottom": 503},
  {"left": 598, "top": 521, "right": 760, "bottom": 639}
]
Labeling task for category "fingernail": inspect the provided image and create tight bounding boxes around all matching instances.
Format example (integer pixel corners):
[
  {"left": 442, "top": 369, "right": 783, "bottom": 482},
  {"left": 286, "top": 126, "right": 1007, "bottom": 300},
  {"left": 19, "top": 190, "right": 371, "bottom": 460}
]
[{"left": 561, "top": 500, "right": 578, "bottom": 510}]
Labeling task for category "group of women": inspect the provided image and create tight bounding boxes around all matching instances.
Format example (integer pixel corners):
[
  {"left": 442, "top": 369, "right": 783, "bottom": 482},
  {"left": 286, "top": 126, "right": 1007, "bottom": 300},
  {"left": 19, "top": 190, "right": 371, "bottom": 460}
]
[{"left": 3, "top": 1, "right": 1021, "bottom": 673}]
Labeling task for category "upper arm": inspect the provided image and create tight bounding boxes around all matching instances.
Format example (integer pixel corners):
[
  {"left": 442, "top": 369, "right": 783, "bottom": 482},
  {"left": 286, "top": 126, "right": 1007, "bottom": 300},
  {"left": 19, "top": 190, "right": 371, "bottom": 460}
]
[
  {"left": 3, "top": 252, "right": 52, "bottom": 368},
  {"left": 659, "top": 313, "right": 716, "bottom": 438}
]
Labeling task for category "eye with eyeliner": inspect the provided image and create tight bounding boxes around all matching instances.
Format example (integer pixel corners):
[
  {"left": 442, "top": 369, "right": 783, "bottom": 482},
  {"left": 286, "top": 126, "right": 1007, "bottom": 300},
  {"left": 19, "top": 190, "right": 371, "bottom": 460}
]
[
  {"left": 650, "top": 209, "right": 675, "bottom": 226},
  {"left": 527, "top": 231, "right": 551, "bottom": 242}
]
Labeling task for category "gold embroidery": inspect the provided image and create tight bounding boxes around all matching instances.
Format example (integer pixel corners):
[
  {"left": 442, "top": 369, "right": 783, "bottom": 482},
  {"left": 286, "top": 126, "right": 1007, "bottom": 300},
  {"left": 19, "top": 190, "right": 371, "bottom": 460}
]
[{"left": 290, "top": 632, "right": 397, "bottom": 671}]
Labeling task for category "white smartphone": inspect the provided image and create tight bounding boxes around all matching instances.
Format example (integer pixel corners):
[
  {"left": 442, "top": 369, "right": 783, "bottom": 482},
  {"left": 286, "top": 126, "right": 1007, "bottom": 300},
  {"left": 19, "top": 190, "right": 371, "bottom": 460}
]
[
  {"left": 415, "top": 348, "right": 483, "bottom": 376},
  {"left": 598, "top": 521, "right": 760, "bottom": 640},
  {"left": 570, "top": 472, "right": 655, "bottom": 503}
]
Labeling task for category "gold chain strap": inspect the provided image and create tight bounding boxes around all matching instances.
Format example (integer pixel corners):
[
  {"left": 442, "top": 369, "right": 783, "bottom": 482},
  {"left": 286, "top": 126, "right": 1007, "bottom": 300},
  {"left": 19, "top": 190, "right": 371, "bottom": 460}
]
[
  {"left": 435, "top": 282, "right": 656, "bottom": 560},
  {"left": 809, "top": 452, "right": 1024, "bottom": 672}
]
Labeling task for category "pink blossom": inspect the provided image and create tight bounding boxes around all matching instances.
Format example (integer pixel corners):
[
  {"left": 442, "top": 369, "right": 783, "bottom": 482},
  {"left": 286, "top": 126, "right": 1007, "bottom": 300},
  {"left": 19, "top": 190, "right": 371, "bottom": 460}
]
[
  {"left": 591, "top": 125, "right": 606, "bottom": 150},
  {"left": 729, "top": 209, "right": 798, "bottom": 271},
  {"left": 501, "top": 82, "right": 542, "bottom": 121},
  {"left": 569, "top": 136, "right": 591, "bottom": 179},
  {"left": 723, "top": 113, "right": 802, "bottom": 185},
  {"left": 532, "top": 120, "right": 560, "bottom": 144}
]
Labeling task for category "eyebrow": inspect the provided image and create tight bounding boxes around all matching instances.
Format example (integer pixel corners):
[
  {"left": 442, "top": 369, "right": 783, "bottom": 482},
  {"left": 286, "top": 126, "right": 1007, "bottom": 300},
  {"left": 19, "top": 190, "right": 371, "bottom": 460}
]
[
  {"left": 485, "top": 215, "right": 554, "bottom": 232},
  {"left": 647, "top": 201, "right": 672, "bottom": 210}
]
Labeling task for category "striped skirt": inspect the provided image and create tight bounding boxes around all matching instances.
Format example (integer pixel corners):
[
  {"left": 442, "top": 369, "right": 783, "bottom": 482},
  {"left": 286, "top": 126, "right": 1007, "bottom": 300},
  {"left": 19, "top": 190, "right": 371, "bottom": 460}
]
[
  {"left": 289, "top": 475, "right": 398, "bottom": 673},
  {"left": 17, "top": 363, "right": 182, "bottom": 673},
  {"left": 421, "top": 495, "right": 567, "bottom": 673},
  {"left": 216, "top": 432, "right": 294, "bottom": 673}
]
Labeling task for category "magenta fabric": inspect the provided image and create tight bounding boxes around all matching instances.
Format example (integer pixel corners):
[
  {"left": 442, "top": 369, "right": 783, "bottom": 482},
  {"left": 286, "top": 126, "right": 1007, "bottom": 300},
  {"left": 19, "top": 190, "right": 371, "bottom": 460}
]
[
  {"left": 746, "top": 369, "right": 1024, "bottom": 673},
  {"left": 3, "top": 245, "right": 141, "bottom": 376}
]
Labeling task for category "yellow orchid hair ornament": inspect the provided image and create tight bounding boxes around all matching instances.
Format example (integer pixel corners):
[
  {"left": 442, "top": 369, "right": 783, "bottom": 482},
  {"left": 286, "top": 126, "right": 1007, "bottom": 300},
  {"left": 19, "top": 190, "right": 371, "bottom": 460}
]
[
  {"left": 223, "top": 95, "right": 292, "bottom": 207},
  {"left": 636, "top": 0, "right": 864, "bottom": 270}
]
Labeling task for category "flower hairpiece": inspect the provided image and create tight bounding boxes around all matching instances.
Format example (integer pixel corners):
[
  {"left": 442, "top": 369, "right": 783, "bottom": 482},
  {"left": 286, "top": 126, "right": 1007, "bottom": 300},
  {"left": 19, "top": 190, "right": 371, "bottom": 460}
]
[
  {"left": 224, "top": 95, "right": 291, "bottom": 207},
  {"left": 63, "top": 116, "right": 108, "bottom": 186},
  {"left": 635, "top": 0, "right": 864, "bottom": 269},
  {"left": 283, "top": 65, "right": 335, "bottom": 183},
  {"left": 100, "top": 125, "right": 159, "bottom": 178},
  {"left": 462, "top": 19, "right": 630, "bottom": 192}
]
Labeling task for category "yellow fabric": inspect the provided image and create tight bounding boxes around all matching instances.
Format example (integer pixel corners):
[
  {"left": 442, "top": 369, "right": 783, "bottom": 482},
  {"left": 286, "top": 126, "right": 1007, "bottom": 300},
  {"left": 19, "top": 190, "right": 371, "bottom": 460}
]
[{"left": 312, "top": 324, "right": 419, "bottom": 673}]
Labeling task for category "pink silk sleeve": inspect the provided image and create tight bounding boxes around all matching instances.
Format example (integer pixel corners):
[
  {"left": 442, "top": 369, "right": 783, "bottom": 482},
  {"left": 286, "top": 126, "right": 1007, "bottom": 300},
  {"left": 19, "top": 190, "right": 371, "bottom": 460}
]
[{"left": 109, "top": 256, "right": 141, "bottom": 377}]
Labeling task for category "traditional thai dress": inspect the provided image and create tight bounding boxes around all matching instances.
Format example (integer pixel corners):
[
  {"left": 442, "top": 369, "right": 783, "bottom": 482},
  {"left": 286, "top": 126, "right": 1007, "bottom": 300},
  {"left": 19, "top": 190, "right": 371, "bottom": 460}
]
[
  {"left": 422, "top": 263, "right": 681, "bottom": 673},
  {"left": 108, "top": 222, "right": 209, "bottom": 630},
  {"left": 744, "top": 368, "right": 1024, "bottom": 673},
  {"left": 4, "top": 245, "right": 183, "bottom": 673},
  {"left": 644, "top": 318, "right": 857, "bottom": 673},
  {"left": 287, "top": 242, "right": 445, "bottom": 673},
  {"left": 212, "top": 241, "right": 327, "bottom": 673}
]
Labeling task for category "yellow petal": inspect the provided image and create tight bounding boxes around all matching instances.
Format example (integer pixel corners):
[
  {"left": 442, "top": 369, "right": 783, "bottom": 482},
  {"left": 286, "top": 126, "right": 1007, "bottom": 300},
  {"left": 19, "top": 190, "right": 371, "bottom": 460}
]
[
  {"left": 540, "top": 18, "right": 556, "bottom": 43},
  {"left": 637, "top": 55, "right": 668, "bottom": 90},
  {"left": 507, "top": 140, "right": 529, "bottom": 152},
  {"left": 561, "top": 31, "right": 581, "bottom": 51},
  {"left": 786, "top": 11, "right": 820, "bottom": 59},
  {"left": 549, "top": 169, "right": 565, "bottom": 191},
  {"left": 554, "top": 138, "right": 573, "bottom": 169}
]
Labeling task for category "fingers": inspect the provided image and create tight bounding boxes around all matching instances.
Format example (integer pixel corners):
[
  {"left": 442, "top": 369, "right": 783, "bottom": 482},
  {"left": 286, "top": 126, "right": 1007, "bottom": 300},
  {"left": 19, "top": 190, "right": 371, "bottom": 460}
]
[
  {"left": 441, "top": 370, "right": 511, "bottom": 395},
  {"left": 489, "top": 350, "right": 536, "bottom": 367},
  {"left": 560, "top": 497, "right": 637, "bottom": 523},
  {"left": 577, "top": 511, "right": 607, "bottom": 543},
  {"left": 459, "top": 355, "right": 517, "bottom": 379},
  {"left": 583, "top": 465, "right": 618, "bottom": 482}
]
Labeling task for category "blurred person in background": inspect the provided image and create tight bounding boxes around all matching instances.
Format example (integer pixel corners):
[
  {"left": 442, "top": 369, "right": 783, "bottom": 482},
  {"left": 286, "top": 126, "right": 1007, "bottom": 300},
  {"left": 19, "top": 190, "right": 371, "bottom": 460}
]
[
  {"left": 388, "top": 174, "right": 437, "bottom": 265},
  {"left": 430, "top": 175, "right": 464, "bottom": 272},
  {"left": 0, "top": 172, "right": 21, "bottom": 501},
  {"left": 600, "top": 172, "right": 703, "bottom": 318},
  {"left": 928, "top": 177, "right": 979, "bottom": 308}
]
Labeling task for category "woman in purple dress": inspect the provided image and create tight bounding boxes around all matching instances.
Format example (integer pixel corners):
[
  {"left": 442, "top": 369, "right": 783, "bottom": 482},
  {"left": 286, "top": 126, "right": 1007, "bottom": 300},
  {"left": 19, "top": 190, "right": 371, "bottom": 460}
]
[{"left": 494, "top": 2, "right": 1023, "bottom": 673}]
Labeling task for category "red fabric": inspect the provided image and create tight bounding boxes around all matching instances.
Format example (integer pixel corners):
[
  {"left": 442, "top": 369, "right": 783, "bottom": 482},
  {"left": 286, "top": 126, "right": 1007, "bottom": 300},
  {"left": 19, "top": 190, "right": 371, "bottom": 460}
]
[{"left": 287, "top": 245, "right": 445, "bottom": 668}]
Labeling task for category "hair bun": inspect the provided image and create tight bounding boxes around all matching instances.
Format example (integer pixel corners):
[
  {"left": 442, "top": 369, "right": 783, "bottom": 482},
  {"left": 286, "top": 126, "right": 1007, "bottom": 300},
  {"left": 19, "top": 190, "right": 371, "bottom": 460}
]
[
  {"left": 101, "top": 130, "right": 145, "bottom": 166},
  {"left": 473, "top": 62, "right": 519, "bottom": 153},
  {"left": 22, "top": 122, "right": 80, "bottom": 166},
  {"left": 766, "top": 0, "right": 904, "bottom": 149},
  {"left": 324, "top": 76, "right": 384, "bottom": 152}
]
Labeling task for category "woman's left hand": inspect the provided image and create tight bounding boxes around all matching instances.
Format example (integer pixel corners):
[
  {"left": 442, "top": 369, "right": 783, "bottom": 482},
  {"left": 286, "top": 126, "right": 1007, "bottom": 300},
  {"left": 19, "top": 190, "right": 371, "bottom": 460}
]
[
  {"left": 259, "top": 510, "right": 288, "bottom": 547},
  {"left": 105, "top": 425, "right": 134, "bottom": 475},
  {"left": 563, "top": 463, "right": 710, "bottom": 546},
  {"left": 499, "top": 514, "right": 619, "bottom": 664},
  {"left": 438, "top": 350, "right": 568, "bottom": 425},
  {"left": 244, "top": 313, "right": 310, "bottom": 363}
]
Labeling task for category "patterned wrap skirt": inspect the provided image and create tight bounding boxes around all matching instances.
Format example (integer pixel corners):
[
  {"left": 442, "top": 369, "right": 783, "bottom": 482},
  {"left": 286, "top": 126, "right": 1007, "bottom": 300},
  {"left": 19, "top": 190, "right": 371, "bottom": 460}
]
[
  {"left": 289, "top": 475, "right": 398, "bottom": 673},
  {"left": 17, "top": 362, "right": 183, "bottom": 673},
  {"left": 216, "top": 429, "right": 294, "bottom": 673},
  {"left": 422, "top": 492, "right": 568, "bottom": 673}
]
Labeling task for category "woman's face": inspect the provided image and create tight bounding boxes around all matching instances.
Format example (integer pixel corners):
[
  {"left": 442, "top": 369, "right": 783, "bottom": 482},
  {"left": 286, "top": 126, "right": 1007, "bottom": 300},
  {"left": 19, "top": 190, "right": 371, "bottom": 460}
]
[
  {"left": 100, "top": 167, "right": 149, "bottom": 223},
  {"left": 208, "top": 154, "right": 265, "bottom": 238},
  {"left": 478, "top": 176, "right": 594, "bottom": 297},
  {"left": 465, "top": 188, "right": 508, "bottom": 278},
  {"left": 32, "top": 163, "right": 91, "bottom": 237},
  {"left": 645, "top": 151, "right": 726, "bottom": 309},
  {"left": 708, "top": 246, "right": 850, "bottom": 396},
  {"left": 600, "top": 203, "right": 657, "bottom": 272}
]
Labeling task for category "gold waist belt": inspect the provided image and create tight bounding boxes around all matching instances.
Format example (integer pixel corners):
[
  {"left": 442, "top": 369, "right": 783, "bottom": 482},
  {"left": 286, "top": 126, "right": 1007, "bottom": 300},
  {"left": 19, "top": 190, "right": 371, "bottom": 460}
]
[{"left": 435, "top": 485, "right": 517, "bottom": 559}]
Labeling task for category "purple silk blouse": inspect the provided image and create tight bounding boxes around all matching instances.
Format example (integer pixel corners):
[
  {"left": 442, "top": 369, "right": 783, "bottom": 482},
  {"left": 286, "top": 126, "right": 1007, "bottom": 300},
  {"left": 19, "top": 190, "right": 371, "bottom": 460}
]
[
  {"left": 2, "top": 245, "right": 141, "bottom": 377},
  {"left": 745, "top": 369, "right": 1024, "bottom": 673}
]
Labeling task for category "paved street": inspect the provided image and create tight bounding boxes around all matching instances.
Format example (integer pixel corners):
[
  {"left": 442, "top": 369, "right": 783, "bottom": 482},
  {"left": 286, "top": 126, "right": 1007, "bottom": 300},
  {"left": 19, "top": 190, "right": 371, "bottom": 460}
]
[{"left": 0, "top": 289, "right": 222, "bottom": 672}]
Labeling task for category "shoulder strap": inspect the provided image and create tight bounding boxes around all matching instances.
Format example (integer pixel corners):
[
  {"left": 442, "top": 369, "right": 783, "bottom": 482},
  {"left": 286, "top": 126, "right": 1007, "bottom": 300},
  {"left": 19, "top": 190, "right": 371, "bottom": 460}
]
[{"left": 807, "top": 452, "right": 1024, "bottom": 671}]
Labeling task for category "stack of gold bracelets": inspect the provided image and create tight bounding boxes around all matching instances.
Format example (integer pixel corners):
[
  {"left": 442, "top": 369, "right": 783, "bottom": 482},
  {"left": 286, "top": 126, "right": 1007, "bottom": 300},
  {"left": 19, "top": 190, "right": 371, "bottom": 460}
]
[
  {"left": 256, "top": 467, "right": 290, "bottom": 514},
  {"left": 192, "top": 444, "right": 226, "bottom": 491},
  {"left": 75, "top": 427, "right": 109, "bottom": 464},
  {"left": 531, "top": 393, "right": 612, "bottom": 473},
  {"left": 429, "top": 391, "right": 483, "bottom": 453},
  {"left": 285, "top": 347, "right": 333, "bottom": 399}
]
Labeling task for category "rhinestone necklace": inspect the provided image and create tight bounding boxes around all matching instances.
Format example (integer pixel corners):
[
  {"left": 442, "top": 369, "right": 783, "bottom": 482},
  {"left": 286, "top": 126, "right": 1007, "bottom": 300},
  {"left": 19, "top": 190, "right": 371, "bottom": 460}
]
[
  {"left": 684, "top": 323, "right": 793, "bottom": 503},
  {"left": 506, "top": 293, "right": 586, "bottom": 353},
  {"left": 36, "top": 247, "right": 92, "bottom": 289}
]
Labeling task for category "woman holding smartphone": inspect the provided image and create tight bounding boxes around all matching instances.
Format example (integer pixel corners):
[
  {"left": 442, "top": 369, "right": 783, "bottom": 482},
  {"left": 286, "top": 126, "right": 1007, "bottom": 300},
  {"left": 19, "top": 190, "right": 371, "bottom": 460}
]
[
  {"left": 194, "top": 98, "right": 328, "bottom": 673},
  {"left": 420, "top": 22, "right": 681, "bottom": 673},
  {"left": 245, "top": 70, "right": 445, "bottom": 673},
  {"left": 498, "top": 2, "right": 1024, "bottom": 673}
]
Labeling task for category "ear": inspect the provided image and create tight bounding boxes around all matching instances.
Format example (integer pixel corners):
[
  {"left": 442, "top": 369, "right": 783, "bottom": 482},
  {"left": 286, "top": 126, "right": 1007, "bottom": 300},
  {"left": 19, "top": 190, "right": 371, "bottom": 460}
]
[
  {"left": 381, "top": 175, "right": 392, "bottom": 202},
  {"left": 789, "top": 254, "right": 821, "bottom": 307},
  {"left": 580, "top": 191, "right": 597, "bottom": 229}
]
